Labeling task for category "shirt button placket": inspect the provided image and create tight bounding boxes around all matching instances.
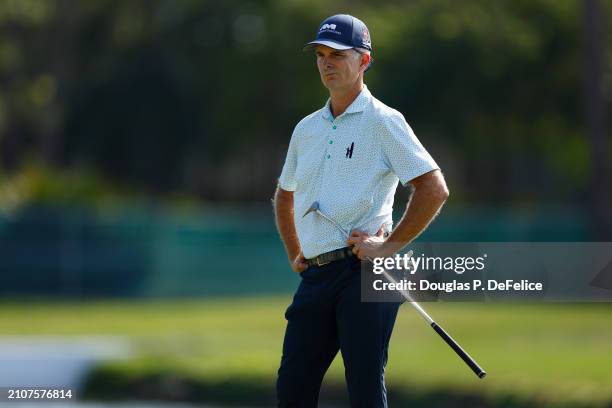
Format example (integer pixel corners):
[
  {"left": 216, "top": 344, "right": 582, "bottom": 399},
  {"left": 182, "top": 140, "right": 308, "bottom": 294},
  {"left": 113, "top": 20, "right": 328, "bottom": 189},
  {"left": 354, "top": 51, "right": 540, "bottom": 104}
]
[{"left": 327, "top": 120, "right": 337, "bottom": 158}]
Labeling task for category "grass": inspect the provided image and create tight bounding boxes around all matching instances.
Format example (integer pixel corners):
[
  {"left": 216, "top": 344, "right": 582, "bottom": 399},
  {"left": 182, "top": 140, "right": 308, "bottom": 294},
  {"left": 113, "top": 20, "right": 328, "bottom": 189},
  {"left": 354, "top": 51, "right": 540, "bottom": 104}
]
[{"left": 1, "top": 298, "right": 611, "bottom": 406}]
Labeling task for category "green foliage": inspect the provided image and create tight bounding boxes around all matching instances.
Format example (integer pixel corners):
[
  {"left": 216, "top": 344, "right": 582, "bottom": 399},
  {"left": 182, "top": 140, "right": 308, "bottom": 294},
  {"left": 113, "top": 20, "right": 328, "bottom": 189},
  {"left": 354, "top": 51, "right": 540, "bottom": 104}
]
[
  {"left": 0, "top": 0, "right": 609, "bottom": 203},
  {"left": 0, "top": 162, "right": 141, "bottom": 216}
]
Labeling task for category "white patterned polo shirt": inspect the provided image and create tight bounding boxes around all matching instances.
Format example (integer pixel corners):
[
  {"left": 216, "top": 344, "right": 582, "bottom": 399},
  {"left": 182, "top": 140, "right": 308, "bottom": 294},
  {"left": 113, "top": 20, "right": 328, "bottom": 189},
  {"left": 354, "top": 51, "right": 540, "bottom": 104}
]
[{"left": 278, "top": 84, "right": 439, "bottom": 259}]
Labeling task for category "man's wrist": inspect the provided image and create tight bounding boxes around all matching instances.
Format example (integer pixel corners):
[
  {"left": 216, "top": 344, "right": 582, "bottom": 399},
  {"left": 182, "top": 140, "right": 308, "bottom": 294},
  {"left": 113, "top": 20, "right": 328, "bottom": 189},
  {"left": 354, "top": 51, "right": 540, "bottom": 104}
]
[
  {"left": 380, "top": 239, "right": 406, "bottom": 258},
  {"left": 289, "top": 250, "right": 302, "bottom": 262}
]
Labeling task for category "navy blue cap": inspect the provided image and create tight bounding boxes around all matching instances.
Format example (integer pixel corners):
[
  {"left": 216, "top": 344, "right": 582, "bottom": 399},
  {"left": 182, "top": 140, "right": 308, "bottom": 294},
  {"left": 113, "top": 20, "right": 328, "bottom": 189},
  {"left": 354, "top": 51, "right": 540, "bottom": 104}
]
[{"left": 304, "top": 14, "right": 372, "bottom": 52}]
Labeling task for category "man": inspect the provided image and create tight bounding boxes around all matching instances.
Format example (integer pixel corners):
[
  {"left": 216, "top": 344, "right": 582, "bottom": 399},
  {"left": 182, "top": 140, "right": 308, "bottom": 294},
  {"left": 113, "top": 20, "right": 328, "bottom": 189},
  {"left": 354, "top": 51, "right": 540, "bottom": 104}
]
[{"left": 273, "top": 14, "right": 449, "bottom": 407}]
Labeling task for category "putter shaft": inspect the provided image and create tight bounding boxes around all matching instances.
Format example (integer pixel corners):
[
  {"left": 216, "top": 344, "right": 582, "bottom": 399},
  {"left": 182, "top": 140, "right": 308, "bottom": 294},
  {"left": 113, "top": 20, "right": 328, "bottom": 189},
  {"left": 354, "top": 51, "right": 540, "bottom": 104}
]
[{"left": 303, "top": 200, "right": 487, "bottom": 379}]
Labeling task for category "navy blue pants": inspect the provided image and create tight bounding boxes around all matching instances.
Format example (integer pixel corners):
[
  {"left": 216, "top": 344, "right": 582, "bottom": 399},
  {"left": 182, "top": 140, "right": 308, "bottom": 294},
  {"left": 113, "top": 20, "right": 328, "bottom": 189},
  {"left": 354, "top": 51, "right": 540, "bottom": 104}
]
[{"left": 276, "top": 255, "right": 401, "bottom": 407}]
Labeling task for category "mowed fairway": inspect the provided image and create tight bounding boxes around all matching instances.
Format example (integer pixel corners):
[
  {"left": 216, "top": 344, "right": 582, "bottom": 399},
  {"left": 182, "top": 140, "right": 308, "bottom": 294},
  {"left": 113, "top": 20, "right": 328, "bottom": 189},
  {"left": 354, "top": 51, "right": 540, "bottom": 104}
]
[{"left": 2, "top": 298, "right": 611, "bottom": 406}]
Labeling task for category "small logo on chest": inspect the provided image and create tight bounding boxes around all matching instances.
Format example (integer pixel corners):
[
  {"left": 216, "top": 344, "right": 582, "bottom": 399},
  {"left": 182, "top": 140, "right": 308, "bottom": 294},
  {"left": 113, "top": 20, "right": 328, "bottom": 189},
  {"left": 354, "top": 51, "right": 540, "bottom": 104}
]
[{"left": 345, "top": 142, "right": 354, "bottom": 158}]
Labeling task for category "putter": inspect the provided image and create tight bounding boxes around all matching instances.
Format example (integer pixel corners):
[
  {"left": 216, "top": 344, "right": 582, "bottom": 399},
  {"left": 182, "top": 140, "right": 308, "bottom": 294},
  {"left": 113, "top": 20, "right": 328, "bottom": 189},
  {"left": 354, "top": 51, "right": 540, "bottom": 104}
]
[
  {"left": 303, "top": 201, "right": 487, "bottom": 379},
  {"left": 303, "top": 201, "right": 350, "bottom": 236}
]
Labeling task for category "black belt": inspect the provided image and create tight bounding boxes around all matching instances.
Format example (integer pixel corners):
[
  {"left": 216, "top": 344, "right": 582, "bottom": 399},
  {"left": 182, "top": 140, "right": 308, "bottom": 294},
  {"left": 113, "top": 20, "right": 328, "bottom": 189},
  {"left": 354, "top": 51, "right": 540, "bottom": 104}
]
[{"left": 307, "top": 247, "right": 354, "bottom": 267}]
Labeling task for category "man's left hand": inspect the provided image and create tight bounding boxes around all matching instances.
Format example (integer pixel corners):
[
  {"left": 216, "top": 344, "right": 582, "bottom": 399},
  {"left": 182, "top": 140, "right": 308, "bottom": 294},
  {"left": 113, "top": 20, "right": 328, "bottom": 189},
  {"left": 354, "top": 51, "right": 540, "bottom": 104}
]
[{"left": 347, "top": 227, "right": 391, "bottom": 260}]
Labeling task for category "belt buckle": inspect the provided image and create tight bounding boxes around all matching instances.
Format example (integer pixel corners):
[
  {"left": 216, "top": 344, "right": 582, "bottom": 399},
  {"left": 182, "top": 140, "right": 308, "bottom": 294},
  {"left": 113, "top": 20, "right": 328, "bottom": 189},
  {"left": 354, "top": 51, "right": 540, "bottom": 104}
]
[{"left": 316, "top": 257, "right": 331, "bottom": 267}]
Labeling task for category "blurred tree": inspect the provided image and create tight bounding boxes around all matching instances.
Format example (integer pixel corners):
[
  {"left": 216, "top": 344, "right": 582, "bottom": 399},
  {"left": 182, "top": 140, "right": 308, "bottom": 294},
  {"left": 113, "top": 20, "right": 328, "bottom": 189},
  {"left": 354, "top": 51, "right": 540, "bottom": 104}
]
[
  {"left": 583, "top": 0, "right": 610, "bottom": 238},
  {"left": 0, "top": 0, "right": 609, "bottom": 219}
]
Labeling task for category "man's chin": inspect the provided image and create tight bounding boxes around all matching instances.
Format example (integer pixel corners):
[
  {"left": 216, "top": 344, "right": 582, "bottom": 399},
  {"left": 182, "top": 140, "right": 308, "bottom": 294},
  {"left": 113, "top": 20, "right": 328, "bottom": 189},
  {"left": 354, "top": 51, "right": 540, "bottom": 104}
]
[{"left": 321, "top": 79, "right": 341, "bottom": 90}]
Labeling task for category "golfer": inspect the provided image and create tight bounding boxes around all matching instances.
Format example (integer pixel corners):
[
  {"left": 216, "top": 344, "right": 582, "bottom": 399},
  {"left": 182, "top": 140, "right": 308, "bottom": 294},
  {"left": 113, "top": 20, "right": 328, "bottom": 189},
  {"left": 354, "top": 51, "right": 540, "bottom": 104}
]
[{"left": 274, "top": 14, "right": 449, "bottom": 407}]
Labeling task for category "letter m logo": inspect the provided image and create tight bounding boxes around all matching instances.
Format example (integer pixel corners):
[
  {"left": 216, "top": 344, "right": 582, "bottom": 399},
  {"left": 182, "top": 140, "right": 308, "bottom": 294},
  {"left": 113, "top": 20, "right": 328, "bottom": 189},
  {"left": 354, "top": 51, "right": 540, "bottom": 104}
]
[{"left": 320, "top": 23, "right": 337, "bottom": 31}]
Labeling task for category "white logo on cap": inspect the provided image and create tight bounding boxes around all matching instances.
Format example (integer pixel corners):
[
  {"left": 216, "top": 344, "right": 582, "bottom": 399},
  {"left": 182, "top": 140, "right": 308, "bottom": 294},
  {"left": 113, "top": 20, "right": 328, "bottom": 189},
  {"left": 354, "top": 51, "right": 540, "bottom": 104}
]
[{"left": 320, "top": 23, "right": 337, "bottom": 31}]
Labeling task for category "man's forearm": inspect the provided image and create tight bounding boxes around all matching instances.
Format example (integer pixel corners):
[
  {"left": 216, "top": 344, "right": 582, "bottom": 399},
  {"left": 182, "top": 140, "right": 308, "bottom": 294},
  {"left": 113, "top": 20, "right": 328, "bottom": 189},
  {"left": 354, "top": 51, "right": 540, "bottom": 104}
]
[
  {"left": 382, "top": 173, "right": 449, "bottom": 255},
  {"left": 273, "top": 186, "right": 302, "bottom": 262}
]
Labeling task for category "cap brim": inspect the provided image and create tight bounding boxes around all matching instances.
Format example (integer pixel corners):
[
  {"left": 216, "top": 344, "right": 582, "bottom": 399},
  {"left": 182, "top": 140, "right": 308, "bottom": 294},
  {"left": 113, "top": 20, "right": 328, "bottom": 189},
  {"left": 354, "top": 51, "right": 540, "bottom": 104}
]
[{"left": 303, "top": 40, "right": 353, "bottom": 52}]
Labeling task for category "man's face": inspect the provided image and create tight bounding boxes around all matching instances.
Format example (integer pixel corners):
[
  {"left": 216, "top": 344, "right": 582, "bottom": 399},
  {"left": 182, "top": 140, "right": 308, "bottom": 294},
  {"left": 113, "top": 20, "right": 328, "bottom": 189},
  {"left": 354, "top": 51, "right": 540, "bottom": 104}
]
[{"left": 315, "top": 45, "right": 367, "bottom": 91}]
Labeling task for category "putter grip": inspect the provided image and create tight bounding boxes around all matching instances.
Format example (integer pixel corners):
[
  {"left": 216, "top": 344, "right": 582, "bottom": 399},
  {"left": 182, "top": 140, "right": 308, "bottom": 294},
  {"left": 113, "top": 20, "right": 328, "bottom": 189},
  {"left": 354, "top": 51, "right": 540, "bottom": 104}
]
[{"left": 431, "top": 322, "right": 487, "bottom": 379}]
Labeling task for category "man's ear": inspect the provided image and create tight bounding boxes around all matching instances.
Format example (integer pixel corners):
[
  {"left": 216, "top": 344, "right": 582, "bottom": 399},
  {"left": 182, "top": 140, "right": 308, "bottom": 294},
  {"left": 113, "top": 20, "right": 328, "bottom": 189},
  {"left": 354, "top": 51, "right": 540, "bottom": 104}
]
[{"left": 360, "top": 53, "right": 370, "bottom": 71}]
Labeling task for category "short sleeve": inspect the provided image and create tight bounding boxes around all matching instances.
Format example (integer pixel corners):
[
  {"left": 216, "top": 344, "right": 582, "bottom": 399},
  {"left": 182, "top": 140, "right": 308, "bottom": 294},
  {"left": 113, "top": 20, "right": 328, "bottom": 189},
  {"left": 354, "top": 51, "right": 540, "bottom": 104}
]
[
  {"left": 380, "top": 111, "right": 439, "bottom": 186},
  {"left": 278, "top": 126, "right": 299, "bottom": 191}
]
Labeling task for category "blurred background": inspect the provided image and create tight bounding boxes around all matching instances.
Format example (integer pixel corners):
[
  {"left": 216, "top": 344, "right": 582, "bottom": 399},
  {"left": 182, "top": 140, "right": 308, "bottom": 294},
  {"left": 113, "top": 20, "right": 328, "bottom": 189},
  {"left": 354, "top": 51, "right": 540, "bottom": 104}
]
[{"left": 0, "top": 0, "right": 610, "bottom": 407}]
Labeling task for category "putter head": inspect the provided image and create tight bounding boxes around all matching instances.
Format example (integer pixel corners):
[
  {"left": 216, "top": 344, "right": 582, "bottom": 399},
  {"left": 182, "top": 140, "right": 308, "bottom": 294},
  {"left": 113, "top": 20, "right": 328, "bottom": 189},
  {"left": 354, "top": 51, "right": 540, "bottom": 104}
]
[{"left": 302, "top": 201, "right": 320, "bottom": 218}]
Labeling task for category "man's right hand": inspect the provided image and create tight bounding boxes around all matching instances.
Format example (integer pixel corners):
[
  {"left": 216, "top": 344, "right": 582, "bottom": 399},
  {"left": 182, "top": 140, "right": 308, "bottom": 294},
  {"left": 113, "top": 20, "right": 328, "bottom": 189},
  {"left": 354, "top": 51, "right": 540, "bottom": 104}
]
[{"left": 291, "top": 251, "right": 309, "bottom": 273}]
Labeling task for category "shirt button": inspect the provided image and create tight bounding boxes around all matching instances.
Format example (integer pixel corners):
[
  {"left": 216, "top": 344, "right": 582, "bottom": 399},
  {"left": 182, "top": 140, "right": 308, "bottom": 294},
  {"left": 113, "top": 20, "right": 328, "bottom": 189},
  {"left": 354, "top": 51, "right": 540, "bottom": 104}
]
[
  {"left": 326, "top": 154, "right": 331, "bottom": 159},
  {"left": 332, "top": 125, "right": 337, "bottom": 130},
  {"left": 329, "top": 140, "right": 333, "bottom": 144}
]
